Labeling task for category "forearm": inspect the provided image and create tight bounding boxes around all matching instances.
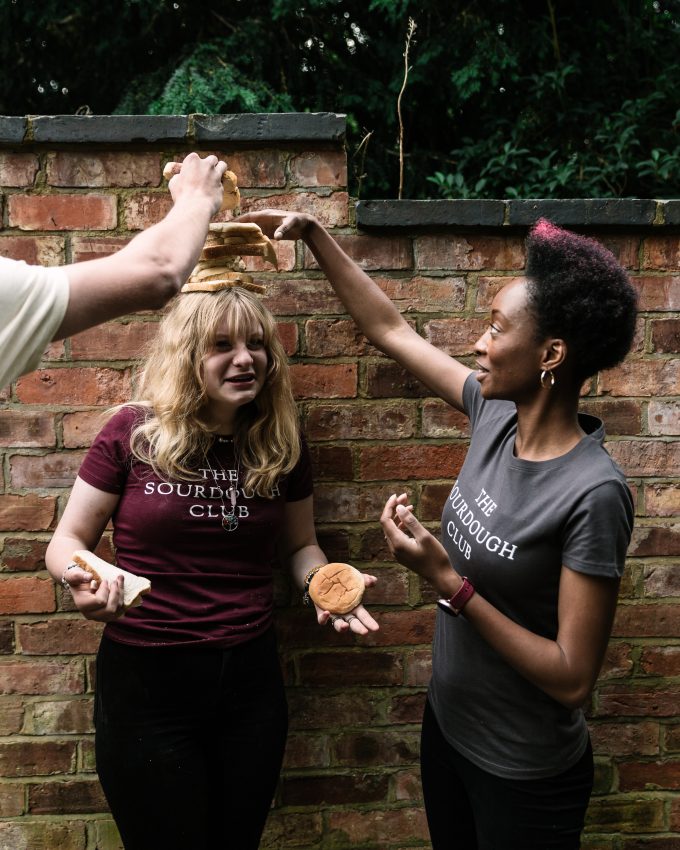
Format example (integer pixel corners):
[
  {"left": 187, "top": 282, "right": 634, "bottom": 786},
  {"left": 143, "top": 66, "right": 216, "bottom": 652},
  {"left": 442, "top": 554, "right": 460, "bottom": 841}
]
[
  {"left": 288, "top": 543, "right": 328, "bottom": 592},
  {"left": 45, "top": 532, "right": 95, "bottom": 584}
]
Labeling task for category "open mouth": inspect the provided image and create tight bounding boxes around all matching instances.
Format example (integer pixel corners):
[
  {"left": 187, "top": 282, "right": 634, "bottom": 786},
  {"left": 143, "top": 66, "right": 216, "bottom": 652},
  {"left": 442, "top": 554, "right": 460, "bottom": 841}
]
[{"left": 225, "top": 374, "right": 255, "bottom": 384}]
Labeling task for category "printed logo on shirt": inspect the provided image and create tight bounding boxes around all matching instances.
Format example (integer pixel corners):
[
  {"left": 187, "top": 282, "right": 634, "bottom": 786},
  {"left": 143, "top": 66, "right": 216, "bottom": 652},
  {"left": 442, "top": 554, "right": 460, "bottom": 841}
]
[{"left": 445, "top": 484, "right": 518, "bottom": 562}]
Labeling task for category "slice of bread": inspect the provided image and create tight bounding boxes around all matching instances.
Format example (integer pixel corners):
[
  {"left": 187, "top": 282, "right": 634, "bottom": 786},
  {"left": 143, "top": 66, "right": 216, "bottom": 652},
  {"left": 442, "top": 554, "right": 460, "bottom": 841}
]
[
  {"left": 308, "top": 562, "right": 365, "bottom": 614},
  {"left": 72, "top": 550, "right": 151, "bottom": 609}
]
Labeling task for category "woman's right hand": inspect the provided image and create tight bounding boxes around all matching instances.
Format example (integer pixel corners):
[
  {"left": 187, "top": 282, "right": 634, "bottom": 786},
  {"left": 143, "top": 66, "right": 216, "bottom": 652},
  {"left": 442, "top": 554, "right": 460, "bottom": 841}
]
[
  {"left": 61, "top": 565, "right": 127, "bottom": 622},
  {"left": 235, "top": 209, "right": 317, "bottom": 242}
]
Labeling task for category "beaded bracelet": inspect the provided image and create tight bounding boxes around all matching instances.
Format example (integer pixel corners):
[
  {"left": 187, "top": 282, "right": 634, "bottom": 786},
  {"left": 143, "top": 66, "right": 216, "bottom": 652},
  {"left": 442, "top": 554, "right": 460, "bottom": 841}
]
[
  {"left": 302, "top": 564, "right": 326, "bottom": 606},
  {"left": 60, "top": 563, "right": 78, "bottom": 591}
]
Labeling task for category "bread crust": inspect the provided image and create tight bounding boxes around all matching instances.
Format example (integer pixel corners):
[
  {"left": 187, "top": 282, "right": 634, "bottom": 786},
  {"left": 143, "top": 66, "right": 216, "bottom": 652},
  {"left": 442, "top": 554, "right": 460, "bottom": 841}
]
[
  {"left": 72, "top": 551, "right": 151, "bottom": 609},
  {"left": 308, "top": 563, "right": 364, "bottom": 614}
]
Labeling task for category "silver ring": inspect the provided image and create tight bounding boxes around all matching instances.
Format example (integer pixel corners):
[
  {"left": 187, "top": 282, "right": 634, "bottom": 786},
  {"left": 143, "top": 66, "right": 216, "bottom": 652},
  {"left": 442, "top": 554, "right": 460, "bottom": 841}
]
[
  {"left": 330, "top": 615, "right": 339, "bottom": 625},
  {"left": 346, "top": 614, "right": 357, "bottom": 622}
]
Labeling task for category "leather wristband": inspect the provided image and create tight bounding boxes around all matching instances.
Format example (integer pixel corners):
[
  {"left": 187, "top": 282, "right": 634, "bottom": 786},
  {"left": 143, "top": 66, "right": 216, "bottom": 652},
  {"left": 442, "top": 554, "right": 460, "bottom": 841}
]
[{"left": 437, "top": 576, "right": 475, "bottom": 616}]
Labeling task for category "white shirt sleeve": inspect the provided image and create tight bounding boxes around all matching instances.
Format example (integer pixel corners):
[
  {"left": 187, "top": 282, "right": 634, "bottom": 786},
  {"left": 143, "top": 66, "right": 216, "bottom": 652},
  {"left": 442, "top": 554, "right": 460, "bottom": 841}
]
[{"left": 0, "top": 257, "right": 70, "bottom": 388}]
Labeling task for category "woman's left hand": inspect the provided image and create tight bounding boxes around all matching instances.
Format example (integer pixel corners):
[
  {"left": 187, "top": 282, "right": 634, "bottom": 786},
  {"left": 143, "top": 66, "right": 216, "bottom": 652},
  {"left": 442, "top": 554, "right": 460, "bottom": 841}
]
[
  {"left": 316, "top": 573, "right": 379, "bottom": 635},
  {"left": 381, "top": 493, "right": 454, "bottom": 591}
]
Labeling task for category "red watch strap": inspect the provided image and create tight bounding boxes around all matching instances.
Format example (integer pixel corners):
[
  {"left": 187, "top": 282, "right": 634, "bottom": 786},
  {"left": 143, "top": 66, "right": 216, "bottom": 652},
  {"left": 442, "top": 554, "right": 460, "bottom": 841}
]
[{"left": 447, "top": 576, "right": 475, "bottom": 614}]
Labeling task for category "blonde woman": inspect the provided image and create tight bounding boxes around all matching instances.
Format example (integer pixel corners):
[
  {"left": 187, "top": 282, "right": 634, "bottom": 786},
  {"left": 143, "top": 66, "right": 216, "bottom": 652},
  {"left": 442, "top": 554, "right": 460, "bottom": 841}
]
[{"left": 46, "top": 285, "right": 378, "bottom": 850}]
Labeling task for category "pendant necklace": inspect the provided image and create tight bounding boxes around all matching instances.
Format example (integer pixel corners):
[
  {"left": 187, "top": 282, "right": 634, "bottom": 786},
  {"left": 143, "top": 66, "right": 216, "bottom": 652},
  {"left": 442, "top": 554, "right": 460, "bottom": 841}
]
[{"left": 205, "top": 440, "right": 240, "bottom": 532}]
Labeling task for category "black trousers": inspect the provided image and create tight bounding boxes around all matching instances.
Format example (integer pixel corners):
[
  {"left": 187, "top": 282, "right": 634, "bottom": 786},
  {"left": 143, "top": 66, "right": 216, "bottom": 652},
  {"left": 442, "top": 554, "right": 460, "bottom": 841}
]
[
  {"left": 420, "top": 699, "right": 594, "bottom": 850},
  {"left": 94, "top": 628, "right": 288, "bottom": 850}
]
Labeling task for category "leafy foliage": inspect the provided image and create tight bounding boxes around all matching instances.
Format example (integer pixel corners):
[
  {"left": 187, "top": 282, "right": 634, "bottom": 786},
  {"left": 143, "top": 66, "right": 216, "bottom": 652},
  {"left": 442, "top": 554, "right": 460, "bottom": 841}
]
[{"left": 1, "top": 0, "right": 678, "bottom": 199}]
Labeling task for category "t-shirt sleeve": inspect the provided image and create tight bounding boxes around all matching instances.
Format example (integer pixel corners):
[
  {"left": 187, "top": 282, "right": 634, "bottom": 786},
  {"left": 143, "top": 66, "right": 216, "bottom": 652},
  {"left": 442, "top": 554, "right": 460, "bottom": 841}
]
[
  {"left": 561, "top": 479, "right": 634, "bottom": 579},
  {"left": 0, "top": 258, "right": 69, "bottom": 388},
  {"left": 285, "top": 435, "right": 314, "bottom": 502},
  {"left": 78, "top": 408, "right": 139, "bottom": 495}
]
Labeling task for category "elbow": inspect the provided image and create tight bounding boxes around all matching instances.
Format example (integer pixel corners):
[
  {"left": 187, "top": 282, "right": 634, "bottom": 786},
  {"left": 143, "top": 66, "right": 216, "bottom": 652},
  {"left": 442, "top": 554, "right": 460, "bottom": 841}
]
[
  {"left": 555, "top": 679, "right": 594, "bottom": 712},
  {"left": 148, "top": 263, "right": 184, "bottom": 307}
]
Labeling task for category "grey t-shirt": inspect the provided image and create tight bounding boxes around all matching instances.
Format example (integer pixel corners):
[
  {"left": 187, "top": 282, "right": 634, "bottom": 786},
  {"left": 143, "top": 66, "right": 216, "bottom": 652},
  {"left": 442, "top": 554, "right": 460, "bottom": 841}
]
[{"left": 429, "top": 373, "right": 633, "bottom": 779}]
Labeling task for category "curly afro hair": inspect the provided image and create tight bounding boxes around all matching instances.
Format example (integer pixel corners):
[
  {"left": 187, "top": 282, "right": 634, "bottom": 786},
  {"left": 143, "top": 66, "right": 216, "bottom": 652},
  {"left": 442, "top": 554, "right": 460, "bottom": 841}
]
[{"left": 525, "top": 219, "right": 638, "bottom": 380}]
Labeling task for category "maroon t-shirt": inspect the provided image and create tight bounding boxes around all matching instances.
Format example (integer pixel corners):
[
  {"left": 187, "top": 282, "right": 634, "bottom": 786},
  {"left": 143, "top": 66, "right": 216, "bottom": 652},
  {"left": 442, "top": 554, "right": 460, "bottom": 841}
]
[{"left": 78, "top": 406, "right": 313, "bottom": 648}]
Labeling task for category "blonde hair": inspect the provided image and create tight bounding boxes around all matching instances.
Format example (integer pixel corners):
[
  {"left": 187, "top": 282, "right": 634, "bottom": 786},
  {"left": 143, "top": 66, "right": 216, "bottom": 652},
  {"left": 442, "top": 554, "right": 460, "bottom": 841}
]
[{"left": 128, "top": 287, "right": 300, "bottom": 496}]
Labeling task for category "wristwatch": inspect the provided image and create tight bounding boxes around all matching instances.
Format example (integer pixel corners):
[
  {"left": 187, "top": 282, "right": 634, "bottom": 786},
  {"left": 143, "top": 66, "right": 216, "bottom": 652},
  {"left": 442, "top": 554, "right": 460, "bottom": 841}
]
[{"left": 437, "top": 576, "right": 475, "bottom": 616}]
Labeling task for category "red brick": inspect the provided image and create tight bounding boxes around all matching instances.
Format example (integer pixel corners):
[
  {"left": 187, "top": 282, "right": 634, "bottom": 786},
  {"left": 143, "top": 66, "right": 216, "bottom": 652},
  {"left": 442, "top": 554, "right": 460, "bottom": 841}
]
[
  {"left": 10, "top": 451, "right": 85, "bottom": 489},
  {"left": 289, "top": 151, "right": 347, "bottom": 187},
  {"left": 305, "top": 401, "right": 417, "bottom": 441},
  {"left": 596, "top": 234, "right": 641, "bottom": 270},
  {"left": 421, "top": 482, "right": 455, "bottom": 521},
  {"left": 599, "top": 642, "right": 635, "bottom": 679},
  {"left": 16, "top": 367, "right": 131, "bottom": 405},
  {"left": 629, "top": 523, "right": 680, "bottom": 557},
  {"left": 305, "top": 319, "right": 379, "bottom": 357},
  {"left": 645, "top": 484, "right": 680, "bottom": 517},
  {"left": 333, "top": 729, "right": 420, "bottom": 766},
  {"left": 585, "top": 796, "right": 665, "bottom": 832},
  {"left": 0, "top": 234, "right": 65, "bottom": 264},
  {"left": 607, "top": 440, "right": 680, "bottom": 477},
  {"left": 28, "top": 778, "right": 108, "bottom": 813},
  {"left": 0, "top": 696, "right": 24, "bottom": 735},
  {"left": 651, "top": 318, "right": 680, "bottom": 353},
  {"left": 70, "top": 235, "right": 130, "bottom": 263},
  {"left": 211, "top": 149, "right": 287, "bottom": 188},
  {"left": 613, "top": 603, "right": 680, "bottom": 637},
  {"left": 239, "top": 191, "right": 349, "bottom": 228},
  {"left": 648, "top": 400, "right": 680, "bottom": 436},
  {"left": 285, "top": 690, "right": 382, "bottom": 731},
  {"left": 365, "top": 362, "right": 432, "bottom": 398},
  {"left": 290, "top": 363, "right": 357, "bottom": 399},
  {"left": 579, "top": 399, "right": 642, "bottom": 436},
  {"left": 298, "top": 650, "right": 404, "bottom": 686},
  {"left": 422, "top": 400, "right": 471, "bottom": 438},
  {"left": 18, "top": 618, "right": 102, "bottom": 655},
  {"left": 416, "top": 234, "right": 525, "bottom": 271},
  {"left": 0, "top": 821, "right": 87, "bottom": 850},
  {"left": 388, "top": 691, "right": 428, "bottom": 724},
  {"left": 261, "top": 278, "right": 344, "bottom": 316},
  {"left": 643, "top": 237, "right": 680, "bottom": 271},
  {"left": 644, "top": 564, "right": 680, "bottom": 597},
  {"left": 261, "top": 811, "right": 322, "bottom": 848},
  {"left": 640, "top": 646, "right": 680, "bottom": 677},
  {"left": 305, "top": 233, "right": 412, "bottom": 271},
  {"left": 0, "top": 781, "right": 24, "bottom": 816},
  {"left": 308, "top": 444, "right": 353, "bottom": 480},
  {"left": 0, "top": 659, "right": 84, "bottom": 695},
  {"left": 122, "top": 192, "right": 173, "bottom": 230},
  {"left": 0, "top": 152, "right": 39, "bottom": 186},
  {"left": 8, "top": 194, "right": 117, "bottom": 231},
  {"left": 597, "top": 358, "right": 679, "bottom": 397},
  {"left": 274, "top": 320, "right": 298, "bottom": 356},
  {"left": 62, "top": 410, "right": 109, "bottom": 448},
  {"left": 404, "top": 649, "right": 432, "bottom": 686},
  {"left": 0, "top": 576, "right": 55, "bottom": 614},
  {"left": 281, "top": 732, "right": 328, "bottom": 770},
  {"left": 359, "top": 443, "right": 468, "bottom": 481},
  {"left": 70, "top": 319, "right": 158, "bottom": 361},
  {"left": 619, "top": 760, "right": 680, "bottom": 791},
  {"left": 0, "top": 495, "right": 56, "bottom": 531},
  {"left": 475, "top": 275, "right": 525, "bottom": 310},
  {"left": 424, "top": 317, "right": 488, "bottom": 356},
  {"left": 631, "top": 275, "right": 680, "bottom": 310},
  {"left": 394, "top": 766, "right": 424, "bottom": 801},
  {"left": 27, "top": 697, "right": 95, "bottom": 735},
  {"left": 281, "top": 772, "right": 388, "bottom": 806},
  {"left": 588, "top": 721, "right": 659, "bottom": 756},
  {"left": 314, "top": 482, "right": 397, "bottom": 523},
  {"left": 0, "top": 409, "right": 55, "bottom": 447},
  {"left": 47, "top": 151, "right": 160, "bottom": 187},
  {"left": 328, "top": 806, "right": 429, "bottom": 844},
  {"left": 359, "top": 609, "right": 435, "bottom": 647},
  {"left": 0, "top": 740, "right": 77, "bottom": 777},
  {"left": 0, "top": 621, "right": 14, "bottom": 654}
]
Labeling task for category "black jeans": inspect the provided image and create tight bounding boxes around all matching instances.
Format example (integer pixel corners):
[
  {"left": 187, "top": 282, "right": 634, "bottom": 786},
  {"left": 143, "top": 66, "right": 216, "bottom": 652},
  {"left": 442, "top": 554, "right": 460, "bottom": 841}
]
[
  {"left": 421, "top": 699, "right": 594, "bottom": 850},
  {"left": 95, "top": 628, "right": 288, "bottom": 850}
]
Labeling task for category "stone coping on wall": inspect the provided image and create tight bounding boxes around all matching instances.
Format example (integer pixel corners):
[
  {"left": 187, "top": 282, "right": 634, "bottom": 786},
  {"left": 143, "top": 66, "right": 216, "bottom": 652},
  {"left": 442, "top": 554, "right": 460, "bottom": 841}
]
[
  {"left": 0, "top": 112, "right": 346, "bottom": 145},
  {"left": 356, "top": 198, "right": 680, "bottom": 228}
]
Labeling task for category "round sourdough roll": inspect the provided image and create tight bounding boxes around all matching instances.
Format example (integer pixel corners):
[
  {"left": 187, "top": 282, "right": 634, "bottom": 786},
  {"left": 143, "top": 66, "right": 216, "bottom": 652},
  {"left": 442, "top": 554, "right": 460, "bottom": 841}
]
[
  {"left": 72, "top": 550, "right": 151, "bottom": 609},
  {"left": 308, "top": 562, "right": 364, "bottom": 614}
]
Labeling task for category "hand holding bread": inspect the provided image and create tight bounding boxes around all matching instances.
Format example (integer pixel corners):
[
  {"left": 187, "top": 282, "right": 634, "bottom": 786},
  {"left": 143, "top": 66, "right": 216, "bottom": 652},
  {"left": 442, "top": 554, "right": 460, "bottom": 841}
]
[
  {"left": 305, "top": 562, "right": 379, "bottom": 635},
  {"left": 61, "top": 551, "right": 151, "bottom": 622}
]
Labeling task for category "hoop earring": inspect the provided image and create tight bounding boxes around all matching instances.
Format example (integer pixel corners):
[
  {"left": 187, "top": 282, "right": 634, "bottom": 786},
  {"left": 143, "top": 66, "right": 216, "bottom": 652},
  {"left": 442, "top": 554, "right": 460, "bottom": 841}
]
[{"left": 540, "top": 369, "right": 555, "bottom": 389}]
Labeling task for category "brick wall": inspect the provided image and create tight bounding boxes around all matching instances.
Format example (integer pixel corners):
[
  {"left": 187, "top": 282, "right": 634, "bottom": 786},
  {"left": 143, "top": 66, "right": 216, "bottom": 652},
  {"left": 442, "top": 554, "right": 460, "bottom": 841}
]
[{"left": 0, "top": 114, "right": 678, "bottom": 849}]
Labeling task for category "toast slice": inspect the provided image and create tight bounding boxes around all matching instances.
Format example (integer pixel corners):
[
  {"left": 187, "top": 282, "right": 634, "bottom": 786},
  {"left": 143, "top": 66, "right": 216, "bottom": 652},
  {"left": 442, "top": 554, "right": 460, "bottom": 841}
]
[{"left": 72, "top": 550, "right": 151, "bottom": 609}]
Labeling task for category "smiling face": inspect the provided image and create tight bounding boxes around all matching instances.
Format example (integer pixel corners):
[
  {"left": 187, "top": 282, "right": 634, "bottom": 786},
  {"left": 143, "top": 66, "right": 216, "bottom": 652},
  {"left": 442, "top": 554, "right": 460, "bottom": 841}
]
[
  {"left": 473, "top": 279, "right": 549, "bottom": 402},
  {"left": 201, "top": 315, "right": 269, "bottom": 431}
]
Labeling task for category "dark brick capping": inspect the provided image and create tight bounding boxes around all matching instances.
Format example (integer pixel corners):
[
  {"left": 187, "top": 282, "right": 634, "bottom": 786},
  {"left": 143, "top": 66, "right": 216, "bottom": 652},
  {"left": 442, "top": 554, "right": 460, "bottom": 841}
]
[
  {"left": 356, "top": 198, "right": 679, "bottom": 229},
  {"left": 0, "top": 113, "right": 346, "bottom": 146}
]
